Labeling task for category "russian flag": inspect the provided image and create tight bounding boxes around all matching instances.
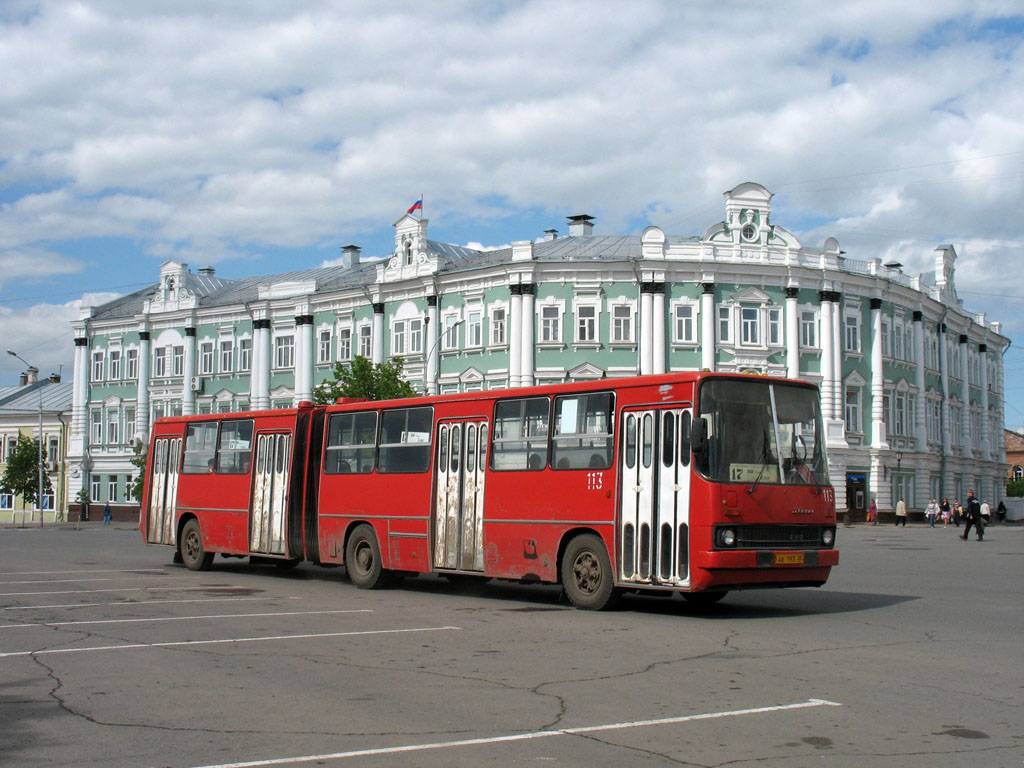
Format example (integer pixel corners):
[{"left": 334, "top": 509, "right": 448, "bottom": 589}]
[{"left": 406, "top": 199, "right": 423, "bottom": 215}]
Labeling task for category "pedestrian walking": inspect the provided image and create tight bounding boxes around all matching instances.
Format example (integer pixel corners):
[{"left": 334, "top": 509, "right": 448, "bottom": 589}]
[
  {"left": 894, "top": 498, "right": 907, "bottom": 527},
  {"left": 868, "top": 499, "right": 878, "bottom": 525},
  {"left": 102, "top": 501, "right": 111, "bottom": 526},
  {"left": 960, "top": 490, "right": 984, "bottom": 541},
  {"left": 997, "top": 500, "right": 1007, "bottom": 523},
  {"left": 940, "top": 498, "right": 951, "bottom": 528},
  {"left": 980, "top": 499, "right": 991, "bottom": 527},
  {"left": 953, "top": 498, "right": 963, "bottom": 527},
  {"left": 925, "top": 499, "right": 939, "bottom": 528}
]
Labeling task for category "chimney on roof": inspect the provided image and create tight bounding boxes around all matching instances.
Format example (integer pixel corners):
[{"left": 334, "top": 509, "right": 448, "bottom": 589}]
[
  {"left": 19, "top": 372, "right": 26, "bottom": 386},
  {"left": 341, "top": 244, "right": 361, "bottom": 268},
  {"left": 567, "top": 215, "right": 594, "bottom": 237},
  {"left": 541, "top": 228, "right": 559, "bottom": 242},
  {"left": 21, "top": 366, "right": 38, "bottom": 385},
  {"left": 198, "top": 266, "right": 215, "bottom": 277},
  {"left": 49, "top": 372, "right": 61, "bottom": 383}
]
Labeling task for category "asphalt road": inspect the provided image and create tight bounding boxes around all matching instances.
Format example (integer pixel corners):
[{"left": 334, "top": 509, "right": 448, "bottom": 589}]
[{"left": 0, "top": 521, "right": 1021, "bottom": 768}]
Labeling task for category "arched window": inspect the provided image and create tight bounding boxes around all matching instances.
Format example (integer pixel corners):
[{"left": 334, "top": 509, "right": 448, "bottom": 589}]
[
  {"left": 1014, "top": 465, "right": 1023, "bottom": 480},
  {"left": 404, "top": 241, "right": 413, "bottom": 266}
]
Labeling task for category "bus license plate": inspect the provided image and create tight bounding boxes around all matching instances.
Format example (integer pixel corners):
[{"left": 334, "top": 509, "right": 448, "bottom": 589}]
[{"left": 774, "top": 552, "right": 804, "bottom": 566}]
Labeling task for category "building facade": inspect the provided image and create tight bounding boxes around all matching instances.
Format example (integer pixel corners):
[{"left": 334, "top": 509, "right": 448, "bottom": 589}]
[
  {"left": 68, "top": 182, "right": 1009, "bottom": 517},
  {"left": 0, "top": 371, "right": 73, "bottom": 522}
]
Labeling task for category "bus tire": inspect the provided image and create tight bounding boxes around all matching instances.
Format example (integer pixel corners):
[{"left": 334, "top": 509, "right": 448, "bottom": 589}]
[
  {"left": 179, "top": 519, "right": 213, "bottom": 571},
  {"left": 561, "top": 534, "right": 621, "bottom": 610},
  {"left": 346, "top": 524, "right": 388, "bottom": 589}
]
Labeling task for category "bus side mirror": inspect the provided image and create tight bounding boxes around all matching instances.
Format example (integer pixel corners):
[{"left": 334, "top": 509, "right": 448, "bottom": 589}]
[{"left": 690, "top": 417, "right": 707, "bottom": 460}]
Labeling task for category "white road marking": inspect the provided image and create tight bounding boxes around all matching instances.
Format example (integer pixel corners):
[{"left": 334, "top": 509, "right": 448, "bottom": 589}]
[
  {"left": 0, "top": 586, "right": 262, "bottom": 597},
  {"left": 0, "top": 608, "right": 371, "bottom": 629},
  {"left": 0, "top": 625, "right": 460, "bottom": 658},
  {"left": 0, "top": 569, "right": 168, "bottom": 577},
  {"left": 177, "top": 699, "right": 843, "bottom": 768},
  {"left": 3, "top": 596, "right": 301, "bottom": 611}
]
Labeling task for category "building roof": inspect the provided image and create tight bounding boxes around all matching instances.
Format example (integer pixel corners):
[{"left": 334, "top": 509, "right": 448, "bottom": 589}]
[{"left": 0, "top": 381, "right": 74, "bottom": 414}]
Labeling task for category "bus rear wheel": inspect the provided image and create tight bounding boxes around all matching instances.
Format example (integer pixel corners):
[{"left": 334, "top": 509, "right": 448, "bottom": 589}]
[
  {"left": 179, "top": 519, "right": 213, "bottom": 571},
  {"left": 561, "top": 534, "right": 621, "bottom": 610},
  {"left": 345, "top": 524, "right": 389, "bottom": 589}
]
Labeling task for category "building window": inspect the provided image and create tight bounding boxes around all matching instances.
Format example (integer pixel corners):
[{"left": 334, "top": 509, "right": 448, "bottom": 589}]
[
  {"left": 172, "top": 346, "right": 184, "bottom": 377},
  {"left": 844, "top": 388, "right": 862, "bottom": 434},
  {"left": 91, "top": 351, "right": 105, "bottom": 382},
  {"left": 153, "top": 348, "right": 167, "bottom": 378},
  {"left": 91, "top": 411, "right": 102, "bottom": 444},
  {"left": 409, "top": 319, "right": 423, "bottom": 353},
  {"left": 107, "top": 412, "right": 119, "bottom": 446},
  {"left": 576, "top": 305, "right": 596, "bottom": 343},
  {"left": 90, "top": 475, "right": 101, "bottom": 502},
  {"left": 717, "top": 306, "right": 732, "bottom": 343},
  {"left": 881, "top": 318, "right": 891, "bottom": 357},
  {"left": 767, "top": 307, "right": 782, "bottom": 346},
  {"left": 126, "top": 349, "right": 138, "bottom": 380},
  {"left": 844, "top": 313, "right": 861, "bottom": 353},
  {"left": 108, "top": 475, "right": 118, "bottom": 503},
  {"left": 358, "top": 325, "right": 372, "bottom": 358},
  {"left": 338, "top": 328, "right": 352, "bottom": 361},
  {"left": 673, "top": 304, "right": 696, "bottom": 344},
  {"left": 238, "top": 338, "right": 252, "bottom": 371},
  {"left": 47, "top": 437, "right": 58, "bottom": 464},
  {"left": 467, "top": 311, "right": 483, "bottom": 348},
  {"left": 491, "top": 308, "right": 506, "bottom": 346},
  {"left": 274, "top": 335, "right": 294, "bottom": 369},
  {"left": 199, "top": 342, "right": 214, "bottom": 375},
  {"left": 1014, "top": 466, "right": 1023, "bottom": 480},
  {"left": 220, "top": 340, "right": 233, "bottom": 373},
  {"left": 393, "top": 320, "right": 408, "bottom": 355},
  {"left": 800, "top": 310, "right": 817, "bottom": 348},
  {"left": 125, "top": 408, "right": 136, "bottom": 441},
  {"left": 442, "top": 315, "right": 459, "bottom": 350},
  {"left": 0, "top": 491, "right": 12, "bottom": 509},
  {"left": 541, "top": 306, "right": 561, "bottom": 343},
  {"left": 108, "top": 350, "right": 121, "bottom": 380},
  {"left": 894, "top": 391, "right": 907, "bottom": 436},
  {"left": 740, "top": 307, "right": 760, "bottom": 346},
  {"left": 318, "top": 330, "right": 331, "bottom": 364},
  {"left": 894, "top": 321, "right": 905, "bottom": 360},
  {"left": 613, "top": 305, "right": 634, "bottom": 343}
]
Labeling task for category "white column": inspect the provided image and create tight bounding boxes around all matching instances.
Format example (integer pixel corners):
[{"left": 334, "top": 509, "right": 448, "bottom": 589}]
[
  {"left": 372, "top": 303, "right": 385, "bottom": 365},
  {"left": 71, "top": 337, "right": 88, "bottom": 444},
  {"left": 508, "top": 287, "right": 522, "bottom": 388},
  {"left": 700, "top": 283, "right": 715, "bottom": 371},
  {"left": 870, "top": 298, "right": 887, "bottom": 449},
  {"left": 784, "top": 287, "right": 799, "bottom": 379},
  {"left": 639, "top": 284, "right": 653, "bottom": 375},
  {"left": 819, "top": 291, "right": 835, "bottom": 421},
  {"left": 832, "top": 300, "right": 843, "bottom": 420},
  {"left": 182, "top": 328, "right": 196, "bottom": 416},
  {"left": 959, "top": 334, "right": 971, "bottom": 455},
  {"left": 136, "top": 331, "right": 151, "bottom": 441},
  {"left": 520, "top": 284, "right": 535, "bottom": 387},
  {"left": 913, "top": 312, "right": 927, "bottom": 451},
  {"left": 257, "top": 321, "right": 272, "bottom": 410},
  {"left": 426, "top": 296, "right": 439, "bottom": 395},
  {"left": 979, "top": 343, "right": 990, "bottom": 458},
  {"left": 249, "top": 323, "right": 262, "bottom": 408},
  {"left": 939, "top": 324, "right": 952, "bottom": 464},
  {"left": 295, "top": 315, "right": 313, "bottom": 404},
  {"left": 652, "top": 285, "right": 666, "bottom": 375}
]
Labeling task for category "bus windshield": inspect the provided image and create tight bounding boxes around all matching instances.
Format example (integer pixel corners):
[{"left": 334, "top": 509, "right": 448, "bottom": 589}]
[{"left": 696, "top": 378, "right": 828, "bottom": 486}]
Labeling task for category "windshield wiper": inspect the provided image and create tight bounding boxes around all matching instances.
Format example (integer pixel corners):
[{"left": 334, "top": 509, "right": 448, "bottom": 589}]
[{"left": 747, "top": 430, "right": 770, "bottom": 495}]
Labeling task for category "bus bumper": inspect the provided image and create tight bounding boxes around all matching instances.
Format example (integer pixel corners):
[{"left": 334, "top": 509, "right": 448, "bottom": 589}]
[{"left": 701, "top": 549, "right": 839, "bottom": 569}]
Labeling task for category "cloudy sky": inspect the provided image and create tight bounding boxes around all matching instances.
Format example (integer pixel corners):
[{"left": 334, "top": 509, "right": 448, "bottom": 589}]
[{"left": 1, "top": 1, "right": 1022, "bottom": 426}]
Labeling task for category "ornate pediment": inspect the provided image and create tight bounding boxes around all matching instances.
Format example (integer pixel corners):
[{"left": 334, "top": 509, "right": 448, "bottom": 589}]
[{"left": 568, "top": 362, "right": 605, "bottom": 379}]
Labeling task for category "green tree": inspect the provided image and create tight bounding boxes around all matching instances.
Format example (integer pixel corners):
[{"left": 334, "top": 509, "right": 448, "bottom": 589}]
[
  {"left": 0, "top": 434, "right": 52, "bottom": 507},
  {"left": 129, "top": 443, "right": 147, "bottom": 502},
  {"left": 313, "top": 355, "right": 418, "bottom": 403},
  {"left": 1007, "top": 478, "right": 1024, "bottom": 497}
]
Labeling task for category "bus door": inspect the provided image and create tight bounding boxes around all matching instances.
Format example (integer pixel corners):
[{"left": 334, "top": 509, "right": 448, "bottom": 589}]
[
  {"left": 619, "top": 408, "right": 692, "bottom": 587},
  {"left": 433, "top": 420, "right": 488, "bottom": 572},
  {"left": 147, "top": 437, "right": 182, "bottom": 545},
  {"left": 250, "top": 432, "right": 291, "bottom": 555}
]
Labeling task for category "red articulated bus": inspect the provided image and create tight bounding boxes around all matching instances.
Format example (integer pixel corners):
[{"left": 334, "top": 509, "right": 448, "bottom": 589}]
[{"left": 141, "top": 372, "right": 838, "bottom": 610}]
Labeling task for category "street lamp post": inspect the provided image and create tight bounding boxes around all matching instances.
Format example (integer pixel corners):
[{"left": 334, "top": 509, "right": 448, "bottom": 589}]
[
  {"left": 424, "top": 319, "right": 464, "bottom": 395},
  {"left": 7, "top": 350, "right": 44, "bottom": 528}
]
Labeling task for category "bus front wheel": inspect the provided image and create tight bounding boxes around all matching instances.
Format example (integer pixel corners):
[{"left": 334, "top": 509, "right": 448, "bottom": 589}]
[
  {"left": 345, "top": 524, "right": 389, "bottom": 589},
  {"left": 561, "top": 534, "right": 621, "bottom": 610},
  {"left": 179, "top": 519, "right": 214, "bottom": 571}
]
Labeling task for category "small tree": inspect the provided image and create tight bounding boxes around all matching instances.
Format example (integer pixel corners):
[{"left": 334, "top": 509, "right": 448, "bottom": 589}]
[
  {"left": 75, "top": 486, "right": 91, "bottom": 521},
  {"left": 313, "top": 355, "right": 418, "bottom": 403},
  {"left": 0, "top": 435, "right": 51, "bottom": 508},
  {"left": 129, "top": 443, "right": 147, "bottom": 502},
  {"left": 1006, "top": 478, "right": 1024, "bottom": 497}
]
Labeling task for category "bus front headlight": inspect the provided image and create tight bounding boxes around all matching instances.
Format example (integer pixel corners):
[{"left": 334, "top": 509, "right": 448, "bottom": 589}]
[
  {"left": 719, "top": 528, "right": 736, "bottom": 547},
  {"left": 822, "top": 528, "right": 834, "bottom": 547}
]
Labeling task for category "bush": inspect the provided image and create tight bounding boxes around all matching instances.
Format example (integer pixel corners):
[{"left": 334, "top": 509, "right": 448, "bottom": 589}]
[{"left": 1007, "top": 478, "right": 1024, "bottom": 497}]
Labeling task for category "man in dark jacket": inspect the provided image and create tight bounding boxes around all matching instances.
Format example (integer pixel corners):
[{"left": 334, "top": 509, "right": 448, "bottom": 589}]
[{"left": 960, "top": 490, "right": 984, "bottom": 541}]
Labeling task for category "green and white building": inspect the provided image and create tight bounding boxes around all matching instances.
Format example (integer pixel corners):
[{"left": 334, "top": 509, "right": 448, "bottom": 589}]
[{"left": 68, "top": 182, "right": 1009, "bottom": 517}]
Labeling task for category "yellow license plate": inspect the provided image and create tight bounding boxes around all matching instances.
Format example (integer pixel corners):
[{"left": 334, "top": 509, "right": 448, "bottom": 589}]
[{"left": 774, "top": 552, "right": 805, "bottom": 566}]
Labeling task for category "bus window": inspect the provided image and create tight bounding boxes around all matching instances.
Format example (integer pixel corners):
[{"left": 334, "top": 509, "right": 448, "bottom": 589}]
[
  {"left": 491, "top": 397, "right": 549, "bottom": 471},
  {"left": 378, "top": 407, "right": 433, "bottom": 473},
  {"left": 552, "top": 392, "right": 613, "bottom": 470},
  {"left": 216, "top": 419, "right": 253, "bottom": 473},
  {"left": 182, "top": 423, "right": 218, "bottom": 473},
  {"left": 325, "top": 411, "right": 377, "bottom": 474}
]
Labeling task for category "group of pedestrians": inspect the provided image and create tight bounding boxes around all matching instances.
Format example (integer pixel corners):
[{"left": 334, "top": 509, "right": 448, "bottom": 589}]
[{"left": 865, "top": 491, "right": 1003, "bottom": 540}]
